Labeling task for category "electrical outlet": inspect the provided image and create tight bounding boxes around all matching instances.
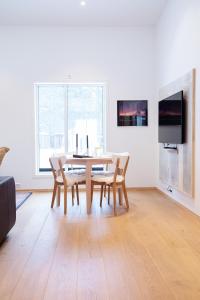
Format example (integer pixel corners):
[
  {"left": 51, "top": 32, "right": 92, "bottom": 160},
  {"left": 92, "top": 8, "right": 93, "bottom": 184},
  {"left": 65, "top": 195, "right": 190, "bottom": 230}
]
[{"left": 167, "top": 185, "right": 173, "bottom": 193}]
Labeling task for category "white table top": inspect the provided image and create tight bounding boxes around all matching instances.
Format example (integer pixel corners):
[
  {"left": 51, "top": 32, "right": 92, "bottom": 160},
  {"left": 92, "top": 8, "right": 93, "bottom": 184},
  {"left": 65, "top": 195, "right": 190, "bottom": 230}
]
[{"left": 65, "top": 155, "right": 113, "bottom": 165}]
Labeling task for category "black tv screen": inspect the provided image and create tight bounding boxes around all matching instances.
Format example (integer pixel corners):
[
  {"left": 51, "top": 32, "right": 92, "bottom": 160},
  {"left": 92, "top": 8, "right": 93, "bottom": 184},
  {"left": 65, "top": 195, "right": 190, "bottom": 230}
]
[{"left": 158, "top": 91, "right": 185, "bottom": 144}]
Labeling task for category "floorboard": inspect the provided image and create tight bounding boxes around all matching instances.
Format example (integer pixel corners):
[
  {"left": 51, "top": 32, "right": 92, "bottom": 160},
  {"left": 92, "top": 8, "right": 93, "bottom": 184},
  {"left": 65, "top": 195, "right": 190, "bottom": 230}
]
[{"left": 1, "top": 190, "right": 200, "bottom": 299}]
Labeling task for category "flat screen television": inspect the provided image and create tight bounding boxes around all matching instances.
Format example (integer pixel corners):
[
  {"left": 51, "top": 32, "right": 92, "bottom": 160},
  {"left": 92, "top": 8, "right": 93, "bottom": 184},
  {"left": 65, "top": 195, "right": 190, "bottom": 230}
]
[{"left": 158, "top": 91, "right": 185, "bottom": 144}]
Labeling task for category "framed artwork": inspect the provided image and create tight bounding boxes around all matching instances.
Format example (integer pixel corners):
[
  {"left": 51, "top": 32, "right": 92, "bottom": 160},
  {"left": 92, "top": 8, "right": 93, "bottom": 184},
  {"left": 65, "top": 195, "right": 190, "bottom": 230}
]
[{"left": 117, "top": 100, "right": 148, "bottom": 126}]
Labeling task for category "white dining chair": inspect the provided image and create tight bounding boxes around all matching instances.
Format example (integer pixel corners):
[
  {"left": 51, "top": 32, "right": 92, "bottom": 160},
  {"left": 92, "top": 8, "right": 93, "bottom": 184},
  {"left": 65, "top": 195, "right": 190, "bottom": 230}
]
[
  {"left": 49, "top": 156, "right": 85, "bottom": 214},
  {"left": 91, "top": 153, "right": 114, "bottom": 201},
  {"left": 91, "top": 152, "right": 130, "bottom": 215}
]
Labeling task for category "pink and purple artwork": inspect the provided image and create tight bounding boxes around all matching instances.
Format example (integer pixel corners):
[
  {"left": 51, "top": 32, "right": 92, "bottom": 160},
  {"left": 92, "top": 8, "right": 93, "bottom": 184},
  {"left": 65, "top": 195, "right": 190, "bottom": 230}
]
[{"left": 117, "top": 100, "right": 148, "bottom": 126}]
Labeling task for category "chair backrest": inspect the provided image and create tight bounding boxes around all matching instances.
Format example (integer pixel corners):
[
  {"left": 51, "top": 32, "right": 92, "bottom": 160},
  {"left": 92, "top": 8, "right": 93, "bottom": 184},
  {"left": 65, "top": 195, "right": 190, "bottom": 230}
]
[
  {"left": 49, "top": 155, "right": 66, "bottom": 182},
  {"left": 111, "top": 152, "right": 130, "bottom": 180},
  {"left": 0, "top": 147, "right": 9, "bottom": 167}
]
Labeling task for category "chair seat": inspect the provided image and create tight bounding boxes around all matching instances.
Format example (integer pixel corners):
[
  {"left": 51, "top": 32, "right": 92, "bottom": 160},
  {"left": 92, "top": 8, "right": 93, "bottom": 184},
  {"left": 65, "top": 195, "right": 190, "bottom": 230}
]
[
  {"left": 92, "top": 175, "right": 124, "bottom": 185},
  {"left": 68, "top": 169, "right": 86, "bottom": 175},
  {"left": 91, "top": 170, "right": 114, "bottom": 177},
  {"left": 57, "top": 173, "right": 85, "bottom": 186},
  {"left": 67, "top": 171, "right": 86, "bottom": 184}
]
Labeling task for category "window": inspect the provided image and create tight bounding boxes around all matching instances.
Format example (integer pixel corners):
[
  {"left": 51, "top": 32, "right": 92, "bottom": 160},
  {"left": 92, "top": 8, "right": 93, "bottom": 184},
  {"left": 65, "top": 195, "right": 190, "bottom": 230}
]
[{"left": 35, "top": 83, "right": 106, "bottom": 173}]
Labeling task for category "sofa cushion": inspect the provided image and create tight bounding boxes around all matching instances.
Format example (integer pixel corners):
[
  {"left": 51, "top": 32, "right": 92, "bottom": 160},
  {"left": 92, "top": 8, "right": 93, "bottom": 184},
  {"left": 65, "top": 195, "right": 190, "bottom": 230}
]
[{"left": 0, "top": 176, "right": 16, "bottom": 244}]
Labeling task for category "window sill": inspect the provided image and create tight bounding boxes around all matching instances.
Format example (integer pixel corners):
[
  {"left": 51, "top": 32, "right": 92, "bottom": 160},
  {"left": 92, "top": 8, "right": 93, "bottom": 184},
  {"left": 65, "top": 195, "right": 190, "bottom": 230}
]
[{"left": 33, "top": 173, "right": 52, "bottom": 179}]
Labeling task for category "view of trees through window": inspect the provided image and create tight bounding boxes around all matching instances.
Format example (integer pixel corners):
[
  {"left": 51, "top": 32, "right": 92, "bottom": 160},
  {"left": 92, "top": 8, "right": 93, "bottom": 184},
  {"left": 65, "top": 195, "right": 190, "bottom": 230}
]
[{"left": 36, "top": 84, "right": 105, "bottom": 171}]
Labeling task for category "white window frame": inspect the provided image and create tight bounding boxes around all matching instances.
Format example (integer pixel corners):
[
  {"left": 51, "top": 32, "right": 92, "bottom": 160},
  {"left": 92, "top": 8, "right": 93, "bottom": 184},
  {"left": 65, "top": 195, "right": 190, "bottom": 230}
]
[{"left": 34, "top": 82, "right": 107, "bottom": 175}]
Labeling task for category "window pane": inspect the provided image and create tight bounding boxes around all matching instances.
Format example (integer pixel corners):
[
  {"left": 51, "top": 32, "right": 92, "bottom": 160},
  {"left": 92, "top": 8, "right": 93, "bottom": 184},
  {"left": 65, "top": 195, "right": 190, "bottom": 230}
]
[
  {"left": 38, "top": 86, "right": 65, "bottom": 169},
  {"left": 36, "top": 84, "right": 105, "bottom": 173},
  {"left": 67, "top": 86, "right": 104, "bottom": 154}
]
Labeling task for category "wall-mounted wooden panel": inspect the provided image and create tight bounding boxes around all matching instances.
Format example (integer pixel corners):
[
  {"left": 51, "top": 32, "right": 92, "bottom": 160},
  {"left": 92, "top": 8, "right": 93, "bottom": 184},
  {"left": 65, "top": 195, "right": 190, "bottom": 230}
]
[{"left": 159, "top": 69, "right": 195, "bottom": 197}]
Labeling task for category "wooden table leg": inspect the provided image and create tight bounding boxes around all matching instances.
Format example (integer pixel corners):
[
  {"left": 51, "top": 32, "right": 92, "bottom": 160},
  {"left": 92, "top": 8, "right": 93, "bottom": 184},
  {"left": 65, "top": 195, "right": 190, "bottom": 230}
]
[
  {"left": 56, "top": 186, "right": 61, "bottom": 206},
  {"left": 86, "top": 162, "right": 92, "bottom": 214}
]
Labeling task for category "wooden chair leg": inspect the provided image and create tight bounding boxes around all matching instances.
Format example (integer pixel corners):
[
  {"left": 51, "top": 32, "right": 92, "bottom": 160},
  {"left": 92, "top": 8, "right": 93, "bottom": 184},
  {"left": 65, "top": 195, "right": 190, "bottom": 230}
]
[
  {"left": 108, "top": 185, "right": 110, "bottom": 205},
  {"left": 118, "top": 187, "right": 123, "bottom": 206},
  {"left": 71, "top": 186, "right": 74, "bottom": 206},
  {"left": 113, "top": 184, "right": 117, "bottom": 216},
  {"left": 64, "top": 185, "right": 67, "bottom": 215},
  {"left": 91, "top": 182, "right": 94, "bottom": 203},
  {"left": 122, "top": 182, "right": 129, "bottom": 210},
  {"left": 51, "top": 183, "right": 57, "bottom": 208},
  {"left": 100, "top": 184, "right": 104, "bottom": 207},
  {"left": 76, "top": 183, "right": 79, "bottom": 205},
  {"left": 57, "top": 186, "right": 61, "bottom": 206}
]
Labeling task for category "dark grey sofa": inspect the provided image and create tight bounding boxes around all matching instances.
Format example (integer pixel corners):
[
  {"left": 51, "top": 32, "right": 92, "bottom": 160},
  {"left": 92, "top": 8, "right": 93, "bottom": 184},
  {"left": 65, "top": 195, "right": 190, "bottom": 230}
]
[{"left": 0, "top": 176, "right": 16, "bottom": 244}]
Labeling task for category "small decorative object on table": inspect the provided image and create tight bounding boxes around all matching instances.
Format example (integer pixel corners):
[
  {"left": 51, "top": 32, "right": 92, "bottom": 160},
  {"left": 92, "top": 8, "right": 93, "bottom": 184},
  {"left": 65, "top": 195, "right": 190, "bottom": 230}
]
[
  {"left": 76, "top": 133, "right": 78, "bottom": 154},
  {"left": 73, "top": 154, "right": 93, "bottom": 158},
  {"left": 74, "top": 133, "right": 91, "bottom": 157}
]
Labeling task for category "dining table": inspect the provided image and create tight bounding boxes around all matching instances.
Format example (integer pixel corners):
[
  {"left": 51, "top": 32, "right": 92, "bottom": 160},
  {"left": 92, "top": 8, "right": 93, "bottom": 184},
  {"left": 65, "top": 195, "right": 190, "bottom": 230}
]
[{"left": 65, "top": 155, "right": 113, "bottom": 214}]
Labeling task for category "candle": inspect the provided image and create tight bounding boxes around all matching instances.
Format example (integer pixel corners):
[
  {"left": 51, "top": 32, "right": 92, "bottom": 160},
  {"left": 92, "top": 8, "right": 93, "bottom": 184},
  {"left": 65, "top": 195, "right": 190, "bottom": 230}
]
[
  {"left": 76, "top": 134, "right": 78, "bottom": 149},
  {"left": 86, "top": 135, "right": 89, "bottom": 149}
]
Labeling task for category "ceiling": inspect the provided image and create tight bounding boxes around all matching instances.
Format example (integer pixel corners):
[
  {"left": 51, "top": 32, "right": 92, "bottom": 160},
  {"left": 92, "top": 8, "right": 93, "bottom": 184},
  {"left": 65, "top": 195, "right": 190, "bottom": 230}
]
[{"left": 0, "top": 0, "right": 167, "bottom": 26}]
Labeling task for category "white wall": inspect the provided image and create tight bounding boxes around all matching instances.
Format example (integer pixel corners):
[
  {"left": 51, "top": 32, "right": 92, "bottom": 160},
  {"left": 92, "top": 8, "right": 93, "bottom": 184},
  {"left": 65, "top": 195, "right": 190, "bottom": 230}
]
[
  {"left": 0, "top": 26, "right": 157, "bottom": 189},
  {"left": 156, "top": 0, "right": 200, "bottom": 214}
]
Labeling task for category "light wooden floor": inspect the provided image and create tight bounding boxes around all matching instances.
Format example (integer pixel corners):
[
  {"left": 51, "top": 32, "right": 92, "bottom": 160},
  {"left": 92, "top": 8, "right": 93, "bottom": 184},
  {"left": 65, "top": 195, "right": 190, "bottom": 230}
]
[{"left": 1, "top": 190, "right": 200, "bottom": 300}]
